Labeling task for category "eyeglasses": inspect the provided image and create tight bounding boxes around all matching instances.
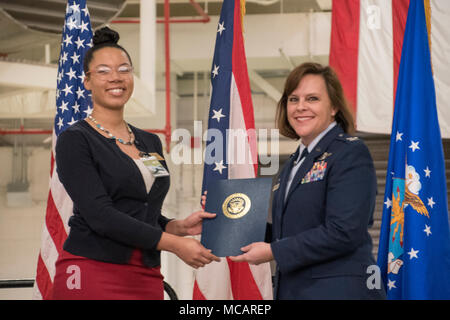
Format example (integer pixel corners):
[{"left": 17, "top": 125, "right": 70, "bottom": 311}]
[{"left": 87, "top": 65, "right": 134, "bottom": 79}]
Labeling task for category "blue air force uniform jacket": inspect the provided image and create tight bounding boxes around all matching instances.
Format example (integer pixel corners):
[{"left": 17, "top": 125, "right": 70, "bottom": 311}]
[{"left": 270, "top": 124, "right": 386, "bottom": 299}]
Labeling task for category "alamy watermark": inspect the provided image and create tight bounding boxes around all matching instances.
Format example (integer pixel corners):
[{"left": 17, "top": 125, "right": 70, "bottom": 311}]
[
  {"left": 170, "top": 121, "right": 280, "bottom": 176},
  {"left": 367, "top": 5, "right": 381, "bottom": 30},
  {"left": 366, "top": 264, "right": 382, "bottom": 290}
]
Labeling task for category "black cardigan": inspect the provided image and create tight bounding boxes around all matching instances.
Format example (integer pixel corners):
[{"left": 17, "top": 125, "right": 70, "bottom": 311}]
[{"left": 55, "top": 120, "right": 171, "bottom": 267}]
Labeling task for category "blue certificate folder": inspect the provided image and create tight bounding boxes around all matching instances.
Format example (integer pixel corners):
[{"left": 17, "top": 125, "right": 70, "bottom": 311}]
[{"left": 201, "top": 177, "right": 273, "bottom": 257}]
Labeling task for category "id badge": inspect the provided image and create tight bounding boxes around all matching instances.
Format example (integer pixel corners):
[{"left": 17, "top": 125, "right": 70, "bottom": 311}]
[{"left": 141, "top": 155, "right": 169, "bottom": 177}]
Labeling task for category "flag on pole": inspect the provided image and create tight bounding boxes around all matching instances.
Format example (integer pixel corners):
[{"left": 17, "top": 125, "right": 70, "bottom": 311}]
[
  {"left": 377, "top": 0, "right": 450, "bottom": 299},
  {"left": 33, "top": 0, "right": 93, "bottom": 300},
  {"left": 193, "top": 0, "right": 273, "bottom": 300}
]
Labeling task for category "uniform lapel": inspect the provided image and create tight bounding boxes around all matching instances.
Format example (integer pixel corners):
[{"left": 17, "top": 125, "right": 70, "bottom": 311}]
[
  {"left": 278, "top": 147, "right": 299, "bottom": 201},
  {"left": 273, "top": 147, "right": 299, "bottom": 228},
  {"left": 283, "top": 125, "right": 343, "bottom": 207}
]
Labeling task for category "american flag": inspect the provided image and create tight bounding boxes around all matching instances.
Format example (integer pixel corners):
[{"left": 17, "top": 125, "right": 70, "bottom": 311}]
[
  {"left": 329, "top": 0, "right": 450, "bottom": 138},
  {"left": 193, "top": 0, "right": 272, "bottom": 300},
  {"left": 33, "top": 0, "right": 93, "bottom": 300}
]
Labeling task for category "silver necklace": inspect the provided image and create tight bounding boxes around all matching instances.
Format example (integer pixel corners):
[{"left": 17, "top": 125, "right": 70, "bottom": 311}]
[{"left": 88, "top": 115, "right": 134, "bottom": 145}]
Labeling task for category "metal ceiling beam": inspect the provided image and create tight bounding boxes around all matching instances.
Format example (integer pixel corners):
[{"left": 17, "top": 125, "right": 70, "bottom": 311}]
[
  {"left": 19, "top": 19, "right": 62, "bottom": 33},
  {"left": 248, "top": 69, "right": 282, "bottom": 103},
  {"left": 41, "top": 0, "right": 121, "bottom": 12},
  {"left": 316, "top": 0, "right": 332, "bottom": 11},
  {"left": 0, "top": 2, "right": 63, "bottom": 18},
  {"left": 0, "top": 60, "right": 56, "bottom": 90},
  {"left": 0, "top": 2, "right": 105, "bottom": 24}
]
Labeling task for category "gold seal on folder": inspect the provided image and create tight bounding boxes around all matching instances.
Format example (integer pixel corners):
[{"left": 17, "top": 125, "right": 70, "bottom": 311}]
[{"left": 222, "top": 193, "right": 251, "bottom": 219}]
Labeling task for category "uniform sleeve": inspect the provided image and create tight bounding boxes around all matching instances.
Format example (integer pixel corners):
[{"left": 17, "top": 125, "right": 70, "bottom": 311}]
[
  {"left": 55, "top": 130, "right": 163, "bottom": 250},
  {"left": 271, "top": 142, "right": 377, "bottom": 274}
]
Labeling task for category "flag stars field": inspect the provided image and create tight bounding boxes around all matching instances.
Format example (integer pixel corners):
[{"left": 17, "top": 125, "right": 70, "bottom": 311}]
[
  {"left": 81, "top": 5, "right": 89, "bottom": 16},
  {"left": 65, "top": 68, "right": 77, "bottom": 80},
  {"left": 76, "top": 87, "right": 85, "bottom": 99},
  {"left": 212, "top": 64, "right": 219, "bottom": 78},
  {"left": 56, "top": 117, "right": 64, "bottom": 130},
  {"left": 384, "top": 197, "right": 392, "bottom": 209},
  {"left": 58, "top": 101, "right": 69, "bottom": 113},
  {"left": 67, "top": 117, "right": 77, "bottom": 126},
  {"left": 60, "top": 51, "right": 68, "bottom": 65},
  {"left": 70, "top": 52, "right": 80, "bottom": 64},
  {"left": 427, "top": 197, "right": 435, "bottom": 208},
  {"left": 211, "top": 108, "right": 226, "bottom": 123},
  {"left": 79, "top": 71, "right": 86, "bottom": 83},
  {"left": 213, "top": 160, "right": 227, "bottom": 174},
  {"left": 407, "top": 248, "right": 419, "bottom": 259},
  {"left": 66, "top": 18, "right": 78, "bottom": 30},
  {"left": 63, "top": 34, "right": 72, "bottom": 46},
  {"left": 409, "top": 140, "right": 420, "bottom": 152},
  {"left": 61, "top": 84, "right": 73, "bottom": 96},
  {"left": 75, "top": 36, "right": 85, "bottom": 49},
  {"left": 217, "top": 21, "right": 226, "bottom": 35},
  {"left": 72, "top": 101, "right": 80, "bottom": 113},
  {"left": 69, "top": 1, "right": 80, "bottom": 13},
  {"left": 387, "top": 279, "right": 396, "bottom": 290},
  {"left": 35, "top": 0, "right": 94, "bottom": 299},
  {"left": 424, "top": 224, "right": 432, "bottom": 236}
]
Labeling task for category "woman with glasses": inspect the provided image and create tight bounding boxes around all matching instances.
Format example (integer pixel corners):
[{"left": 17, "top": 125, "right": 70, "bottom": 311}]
[{"left": 51, "top": 27, "right": 219, "bottom": 300}]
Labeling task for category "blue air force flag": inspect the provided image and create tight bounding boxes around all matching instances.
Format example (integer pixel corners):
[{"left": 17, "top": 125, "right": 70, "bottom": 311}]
[{"left": 377, "top": 0, "right": 450, "bottom": 299}]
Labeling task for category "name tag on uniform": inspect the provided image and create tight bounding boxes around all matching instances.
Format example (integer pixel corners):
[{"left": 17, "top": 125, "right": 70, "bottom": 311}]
[
  {"left": 140, "top": 155, "right": 169, "bottom": 177},
  {"left": 301, "top": 161, "right": 327, "bottom": 184}
]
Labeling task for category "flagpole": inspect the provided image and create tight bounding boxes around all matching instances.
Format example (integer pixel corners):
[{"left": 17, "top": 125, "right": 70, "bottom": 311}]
[{"left": 164, "top": 0, "right": 172, "bottom": 153}]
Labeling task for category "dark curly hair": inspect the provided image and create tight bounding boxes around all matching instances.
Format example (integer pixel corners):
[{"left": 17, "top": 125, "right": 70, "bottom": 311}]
[{"left": 83, "top": 26, "right": 133, "bottom": 74}]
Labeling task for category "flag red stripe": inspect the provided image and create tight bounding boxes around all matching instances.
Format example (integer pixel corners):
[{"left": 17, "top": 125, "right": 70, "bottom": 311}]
[
  {"left": 392, "top": 0, "right": 410, "bottom": 105},
  {"left": 192, "top": 280, "right": 207, "bottom": 300},
  {"left": 45, "top": 190, "right": 68, "bottom": 254},
  {"left": 329, "top": 0, "right": 360, "bottom": 115},
  {"left": 35, "top": 253, "right": 53, "bottom": 300},
  {"left": 231, "top": 0, "right": 258, "bottom": 176},
  {"left": 49, "top": 150, "right": 55, "bottom": 176},
  {"left": 227, "top": 258, "right": 263, "bottom": 300},
  {"left": 226, "top": 0, "right": 264, "bottom": 300},
  {"left": 35, "top": 0, "right": 94, "bottom": 300}
]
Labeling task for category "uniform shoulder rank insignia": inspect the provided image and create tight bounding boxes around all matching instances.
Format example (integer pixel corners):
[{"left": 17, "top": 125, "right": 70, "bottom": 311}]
[
  {"left": 318, "top": 152, "right": 332, "bottom": 161},
  {"left": 346, "top": 136, "right": 359, "bottom": 142}
]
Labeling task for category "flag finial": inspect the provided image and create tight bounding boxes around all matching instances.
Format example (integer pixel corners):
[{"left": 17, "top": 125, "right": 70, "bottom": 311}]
[{"left": 240, "top": 0, "right": 246, "bottom": 32}]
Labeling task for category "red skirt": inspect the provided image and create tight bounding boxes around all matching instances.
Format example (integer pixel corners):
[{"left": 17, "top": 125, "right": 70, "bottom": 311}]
[{"left": 51, "top": 249, "right": 164, "bottom": 300}]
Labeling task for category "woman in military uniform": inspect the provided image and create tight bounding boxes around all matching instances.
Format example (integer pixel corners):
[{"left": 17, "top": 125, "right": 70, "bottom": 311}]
[{"left": 230, "top": 62, "right": 386, "bottom": 300}]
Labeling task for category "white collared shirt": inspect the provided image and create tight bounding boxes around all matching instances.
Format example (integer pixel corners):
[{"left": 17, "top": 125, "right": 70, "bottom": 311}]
[{"left": 284, "top": 121, "right": 337, "bottom": 202}]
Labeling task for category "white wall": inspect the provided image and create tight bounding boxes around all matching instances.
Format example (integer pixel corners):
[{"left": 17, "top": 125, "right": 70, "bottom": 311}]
[{"left": 0, "top": 146, "right": 50, "bottom": 299}]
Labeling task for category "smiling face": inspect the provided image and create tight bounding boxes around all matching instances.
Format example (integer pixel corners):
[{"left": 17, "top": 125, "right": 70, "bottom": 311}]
[
  {"left": 84, "top": 47, "right": 134, "bottom": 111},
  {"left": 286, "top": 74, "right": 337, "bottom": 146}
]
